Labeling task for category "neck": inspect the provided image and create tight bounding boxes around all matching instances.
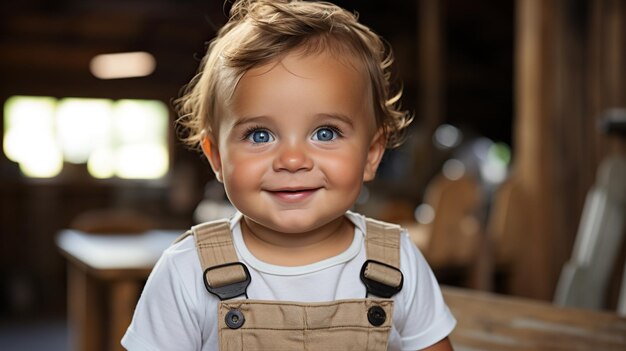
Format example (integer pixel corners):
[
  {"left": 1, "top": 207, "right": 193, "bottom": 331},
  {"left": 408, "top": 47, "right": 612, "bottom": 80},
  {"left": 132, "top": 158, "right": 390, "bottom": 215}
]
[{"left": 240, "top": 215, "right": 354, "bottom": 266}]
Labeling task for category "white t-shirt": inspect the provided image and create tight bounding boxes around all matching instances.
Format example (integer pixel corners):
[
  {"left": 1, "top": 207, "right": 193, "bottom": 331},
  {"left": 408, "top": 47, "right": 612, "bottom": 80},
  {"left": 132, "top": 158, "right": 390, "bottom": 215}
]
[{"left": 122, "top": 211, "right": 456, "bottom": 350}]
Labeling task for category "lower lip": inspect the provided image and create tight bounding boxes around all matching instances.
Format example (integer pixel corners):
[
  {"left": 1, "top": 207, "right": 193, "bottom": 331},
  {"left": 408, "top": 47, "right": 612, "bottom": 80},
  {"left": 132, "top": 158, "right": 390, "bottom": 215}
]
[{"left": 268, "top": 189, "right": 318, "bottom": 203}]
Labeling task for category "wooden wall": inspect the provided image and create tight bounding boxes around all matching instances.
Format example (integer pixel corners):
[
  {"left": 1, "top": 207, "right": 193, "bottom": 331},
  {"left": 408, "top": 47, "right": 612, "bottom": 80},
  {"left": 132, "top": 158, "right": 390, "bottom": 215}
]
[{"left": 511, "top": 0, "right": 626, "bottom": 300}]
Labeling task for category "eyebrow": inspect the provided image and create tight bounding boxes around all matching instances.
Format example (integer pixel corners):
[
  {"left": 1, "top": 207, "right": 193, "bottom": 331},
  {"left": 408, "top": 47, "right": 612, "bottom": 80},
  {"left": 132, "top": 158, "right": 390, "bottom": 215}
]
[
  {"left": 231, "top": 115, "right": 272, "bottom": 129},
  {"left": 314, "top": 112, "right": 355, "bottom": 127},
  {"left": 232, "top": 113, "right": 355, "bottom": 128}
]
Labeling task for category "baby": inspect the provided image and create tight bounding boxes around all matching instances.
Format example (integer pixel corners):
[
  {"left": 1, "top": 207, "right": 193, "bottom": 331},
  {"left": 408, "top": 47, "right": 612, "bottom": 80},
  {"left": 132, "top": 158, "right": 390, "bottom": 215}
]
[{"left": 122, "top": 1, "right": 456, "bottom": 350}]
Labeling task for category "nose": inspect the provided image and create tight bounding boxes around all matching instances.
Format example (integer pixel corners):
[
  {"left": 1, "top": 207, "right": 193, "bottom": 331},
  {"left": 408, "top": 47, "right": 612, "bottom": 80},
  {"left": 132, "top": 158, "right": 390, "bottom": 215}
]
[{"left": 272, "top": 141, "right": 313, "bottom": 173}]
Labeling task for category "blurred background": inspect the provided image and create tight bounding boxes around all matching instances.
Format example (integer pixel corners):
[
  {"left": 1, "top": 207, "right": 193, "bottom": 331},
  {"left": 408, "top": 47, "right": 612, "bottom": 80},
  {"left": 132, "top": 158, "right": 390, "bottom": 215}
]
[{"left": 0, "top": 0, "right": 624, "bottom": 350}]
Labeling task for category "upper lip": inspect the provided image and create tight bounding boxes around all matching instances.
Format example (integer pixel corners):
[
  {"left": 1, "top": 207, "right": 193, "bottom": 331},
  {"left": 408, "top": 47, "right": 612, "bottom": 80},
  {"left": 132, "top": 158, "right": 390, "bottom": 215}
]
[{"left": 265, "top": 186, "right": 321, "bottom": 192}]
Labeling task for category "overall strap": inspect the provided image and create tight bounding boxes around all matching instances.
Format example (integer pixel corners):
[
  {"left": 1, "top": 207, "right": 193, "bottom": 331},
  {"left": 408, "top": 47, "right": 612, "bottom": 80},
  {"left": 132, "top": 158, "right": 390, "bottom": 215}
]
[
  {"left": 188, "top": 216, "right": 401, "bottom": 299},
  {"left": 361, "top": 218, "right": 404, "bottom": 298},
  {"left": 190, "top": 219, "right": 251, "bottom": 300}
]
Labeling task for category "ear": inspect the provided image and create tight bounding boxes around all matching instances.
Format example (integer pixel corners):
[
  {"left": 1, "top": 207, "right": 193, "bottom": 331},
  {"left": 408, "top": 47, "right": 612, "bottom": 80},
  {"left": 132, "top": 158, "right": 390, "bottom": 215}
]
[
  {"left": 363, "top": 129, "right": 386, "bottom": 182},
  {"left": 201, "top": 134, "right": 223, "bottom": 182}
]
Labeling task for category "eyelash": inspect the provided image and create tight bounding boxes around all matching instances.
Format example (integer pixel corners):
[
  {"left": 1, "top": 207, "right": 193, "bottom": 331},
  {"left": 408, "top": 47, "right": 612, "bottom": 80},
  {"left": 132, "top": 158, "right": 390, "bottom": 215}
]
[
  {"left": 314, "top": 124, "right": 343, "bottom": 139},
  {"left": 240, "top": 124, "right": 344, "bottom": 141},
  {"left": 242, "top": 125, "right": 270, "bottom": 141}
]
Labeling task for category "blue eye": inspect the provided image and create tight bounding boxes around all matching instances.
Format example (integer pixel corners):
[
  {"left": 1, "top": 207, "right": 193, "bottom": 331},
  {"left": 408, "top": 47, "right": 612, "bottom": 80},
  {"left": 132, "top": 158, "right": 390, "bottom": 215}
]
[
  {"left": 247, "top": 130, "right": 274, "bottom": 143},
  {"left": 313, "top": 127, "right": 337, "bottom": 141}
]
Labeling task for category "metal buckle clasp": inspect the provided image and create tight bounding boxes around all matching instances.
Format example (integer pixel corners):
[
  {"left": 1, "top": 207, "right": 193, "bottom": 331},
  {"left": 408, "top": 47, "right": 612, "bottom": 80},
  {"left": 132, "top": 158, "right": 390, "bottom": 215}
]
[
  {"left": 203, "top": 262, "right": 251, "bottom": 300},
  {"left": 360, "top": 259, "right": 404, "bottom": 298}
]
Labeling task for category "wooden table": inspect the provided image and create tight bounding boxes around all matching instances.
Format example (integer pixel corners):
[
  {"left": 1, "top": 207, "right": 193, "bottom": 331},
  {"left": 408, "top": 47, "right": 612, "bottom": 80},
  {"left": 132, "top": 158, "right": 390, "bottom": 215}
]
[
  {"left": 444, "top": 286, "right": 626, "bottom": 351},
  {"left": 56, "top": 229, "right": 181, "bottom": 351}
]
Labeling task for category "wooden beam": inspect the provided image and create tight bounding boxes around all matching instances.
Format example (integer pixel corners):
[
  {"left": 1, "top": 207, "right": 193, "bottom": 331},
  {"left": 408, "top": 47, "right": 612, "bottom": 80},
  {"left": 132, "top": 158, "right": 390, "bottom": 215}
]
[
  {"left": 512, "top": 0, "right": 561, "bottom": 300},
  {"left": 417, "top": 0, "right": 444, "bottom": 134},
  {"left": 512, "top": 0, "right": 625, "bottom": 300},
  {"left": 412, "top": 0, "right": 446, "bottom": 194}
]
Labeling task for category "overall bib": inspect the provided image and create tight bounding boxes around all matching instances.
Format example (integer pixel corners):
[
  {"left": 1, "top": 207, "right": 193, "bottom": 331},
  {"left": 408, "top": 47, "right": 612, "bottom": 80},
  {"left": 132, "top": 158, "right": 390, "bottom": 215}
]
[{"left": 180, "top": 217, "right": 404, "bottom": 351}]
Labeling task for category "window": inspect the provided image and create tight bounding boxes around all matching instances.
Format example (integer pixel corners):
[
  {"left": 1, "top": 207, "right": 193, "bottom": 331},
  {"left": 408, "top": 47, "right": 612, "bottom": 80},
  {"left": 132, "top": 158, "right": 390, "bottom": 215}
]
[{"left": 3, "top": 96, "right": 169, "bottom": 179}]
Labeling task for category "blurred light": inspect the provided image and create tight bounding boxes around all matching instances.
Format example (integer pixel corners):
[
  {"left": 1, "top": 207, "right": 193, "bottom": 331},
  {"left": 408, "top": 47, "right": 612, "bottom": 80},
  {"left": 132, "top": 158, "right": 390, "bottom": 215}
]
[
  {"left": 112, "top": 100, "right": 168, "bottom": 179},
  {"left": 4, "top": 129, "right": 29, "bottom": 164},
  {"left": 491, "top": 142, "right": 511, "bottom": 165},
  {"left": 3, "top": 96, "right": 62, "bottom": 177},
  {"left": 442, "top": 159, "right": 465, "bottom": 181},
  {"left": 415, "top": 204, "right": 435, "bottom": 224},
  {"left": 3, "top": 96, "right": 56, "bottom": 163},
  {"left": 90, "top": 52, "right": 156, "bottom": 79},
  {"left": 19, "top": 133, "right": 63, "bottom": 178},
  {"left": 3, "top": 96, "right": 169, "bottom": 179},
  {"left": 87, "top": 147, "right": 116, "bottom": 179},
  {"left": 114, "top": 100, "right": 168, "bottom": 144},
  {"left": 480, "top": 142, "right": 511, "bottom": 185},
  {"left": 57, "top": 98, "right": 113, "bottom": 163},
  {"left": 115, "top": 144, "right": 169, "bottom": 179},
  {"left": 433, "top": 124, "right": 462, "bottom": 150},
  {"left": 471, "top": 137, "right": 494, "bottom": 162}
]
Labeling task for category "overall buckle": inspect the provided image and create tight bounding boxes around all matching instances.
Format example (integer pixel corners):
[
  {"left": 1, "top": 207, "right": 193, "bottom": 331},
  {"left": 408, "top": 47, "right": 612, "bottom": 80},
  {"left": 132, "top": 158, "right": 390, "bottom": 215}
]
[
  {"left": 203, "top": 262, "right": 251, "bottom": 300},
  {"left": 360, "top": 259, "right": 404, "bottom": 298}
]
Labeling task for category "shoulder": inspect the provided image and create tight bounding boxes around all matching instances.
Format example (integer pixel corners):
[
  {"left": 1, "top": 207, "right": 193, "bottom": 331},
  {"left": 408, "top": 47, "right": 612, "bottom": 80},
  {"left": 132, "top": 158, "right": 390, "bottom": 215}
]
[
  {"left": 164, "top": 232, "right": 198, "bottom": 261},
  {"left": 149, "top": 231, "right": 207, "bottom": 299},
  {"left": 146, "top": 235, "right": 202, "bottom": 295}
]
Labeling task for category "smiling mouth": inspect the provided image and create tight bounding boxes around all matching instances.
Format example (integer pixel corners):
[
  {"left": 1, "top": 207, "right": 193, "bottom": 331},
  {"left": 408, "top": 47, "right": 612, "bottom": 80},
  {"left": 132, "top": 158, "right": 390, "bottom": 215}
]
[{"left": 266, "top": 188, "right": 320, "bottom": 202}]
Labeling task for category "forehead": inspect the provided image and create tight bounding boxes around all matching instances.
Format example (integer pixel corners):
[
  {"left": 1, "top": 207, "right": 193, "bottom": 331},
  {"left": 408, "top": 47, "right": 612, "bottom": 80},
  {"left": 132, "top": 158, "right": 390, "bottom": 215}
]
[{"left": 225, "top": 49, "right": 374, "bottom": 125}]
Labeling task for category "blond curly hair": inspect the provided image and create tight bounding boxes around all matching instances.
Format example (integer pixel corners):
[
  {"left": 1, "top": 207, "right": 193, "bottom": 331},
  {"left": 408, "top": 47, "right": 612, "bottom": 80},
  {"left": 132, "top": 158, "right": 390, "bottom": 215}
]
[{"left": 176, "top": 0, "right": 412, "bottom": 149}]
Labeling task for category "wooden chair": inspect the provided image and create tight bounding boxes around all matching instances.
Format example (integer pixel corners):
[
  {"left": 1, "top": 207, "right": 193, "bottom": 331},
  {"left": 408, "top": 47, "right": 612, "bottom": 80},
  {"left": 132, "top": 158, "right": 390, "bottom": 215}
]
[
  {"left": 424, "top": 174, "right": 483, "bottom": 268},
  {"left": 481, "top": 175, "right": 527, "bottom": 292},
  {"left": 404, "top": 173, "right": 483, "bottom": 287},
  {"left": 554, "top": 155, "right": 626, "bottom": 312},
  {"left": 486, "top": 176, "right": 525, "bottom": 267}
]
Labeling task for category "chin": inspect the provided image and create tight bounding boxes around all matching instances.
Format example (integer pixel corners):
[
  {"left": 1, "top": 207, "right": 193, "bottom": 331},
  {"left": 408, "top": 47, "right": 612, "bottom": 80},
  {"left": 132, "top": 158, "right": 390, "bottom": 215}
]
[
  {"left": 272, "top": 213, "right": 345, "bottom": 234},
  {"left": 266, "top": 219, "right": 321, "bottom": 234},
  {"left": 240, "top": 212, "right": 320, "bottom": 234}
]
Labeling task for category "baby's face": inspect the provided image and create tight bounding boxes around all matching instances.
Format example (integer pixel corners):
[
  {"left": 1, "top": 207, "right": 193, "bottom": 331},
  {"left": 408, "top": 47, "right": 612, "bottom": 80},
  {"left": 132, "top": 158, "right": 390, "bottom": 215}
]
[{"left": 206, "top": 49, "right": 384, "bottom": 234}]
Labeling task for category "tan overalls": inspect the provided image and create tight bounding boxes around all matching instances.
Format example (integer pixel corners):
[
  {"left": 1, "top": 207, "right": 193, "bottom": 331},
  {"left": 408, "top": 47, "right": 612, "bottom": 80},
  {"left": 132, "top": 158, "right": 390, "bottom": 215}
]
[{"left": 180, "top": 217, "right": 404, "bottom": 350}]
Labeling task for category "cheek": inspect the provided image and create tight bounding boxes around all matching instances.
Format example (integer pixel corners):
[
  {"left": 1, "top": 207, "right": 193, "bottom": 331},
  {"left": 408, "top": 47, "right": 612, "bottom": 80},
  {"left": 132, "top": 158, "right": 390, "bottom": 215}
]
[
  {"left": 321, "top": 148, "right": 367, "bottom": 187},
  {"left": 221, "top": 156, "right": 262, "bottom": 209},
  {"left": 221, "top": 149, "right": 268, "bottom": 187}
]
